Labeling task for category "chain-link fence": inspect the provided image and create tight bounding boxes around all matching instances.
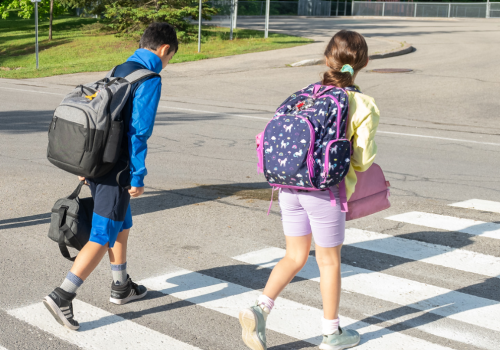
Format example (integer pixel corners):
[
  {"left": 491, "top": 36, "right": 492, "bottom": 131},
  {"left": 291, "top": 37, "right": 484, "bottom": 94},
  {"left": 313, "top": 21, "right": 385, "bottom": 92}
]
[
  {"left": 353, "top": 1, "right": 496, "bottom": 19},
  {"left": 208, "top": 1, "right": 497, "bottom": 18},
  {"left": 491, "top": 2, "right": 500, "bottom": 17},
  {"left": 207, "top": 0, "right": 346, "bottom": 17}
]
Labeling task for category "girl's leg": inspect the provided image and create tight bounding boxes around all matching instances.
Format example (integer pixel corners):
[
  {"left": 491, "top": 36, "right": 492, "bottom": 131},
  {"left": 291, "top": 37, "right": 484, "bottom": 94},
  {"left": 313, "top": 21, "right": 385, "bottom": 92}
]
[
  {"left": 263, "top": 234, "right": 312, "bottom": 300},
  {"left": 315, "top": 243, "right": 342, "bottom": 320}
]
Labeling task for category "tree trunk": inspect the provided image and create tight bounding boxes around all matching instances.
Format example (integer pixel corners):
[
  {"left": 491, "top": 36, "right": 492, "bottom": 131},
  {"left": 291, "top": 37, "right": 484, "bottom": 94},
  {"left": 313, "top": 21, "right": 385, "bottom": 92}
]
[{"left": 49, "top": 0, "right": 54, "bottom": 41}]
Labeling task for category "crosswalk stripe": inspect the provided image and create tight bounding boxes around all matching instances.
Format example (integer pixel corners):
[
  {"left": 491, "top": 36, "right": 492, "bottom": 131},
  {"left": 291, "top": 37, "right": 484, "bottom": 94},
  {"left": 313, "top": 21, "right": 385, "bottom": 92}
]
[
  {"left": 449, "top": 199, "right": 500, "bottom": 214},
  {"left": 385, "top": 211, "right": 500, "bottom": 239},
  {"left": 344, "top": 228, "right": 500, "bottom": 278},
  {"left": 8, "top": 300, "right": 200, "bottom": 350},
  {"left": 0, "top": 346, "right": 7, "bottom": 350},
  {"left": 233, "top": 248, "right": 500, "bottom": 338},
  {"left": 140, "top": 269, "right": 452, "bottom": 350}
]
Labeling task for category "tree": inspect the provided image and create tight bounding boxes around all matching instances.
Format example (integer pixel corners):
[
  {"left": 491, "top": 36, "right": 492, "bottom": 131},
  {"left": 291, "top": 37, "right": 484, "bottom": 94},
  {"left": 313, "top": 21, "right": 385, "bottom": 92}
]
[
  {"left": 104, "top": 0, "right": 218, "bottom": 42},
  {"left": 0, "top": 0, "right": 65, "bottom": 41}
]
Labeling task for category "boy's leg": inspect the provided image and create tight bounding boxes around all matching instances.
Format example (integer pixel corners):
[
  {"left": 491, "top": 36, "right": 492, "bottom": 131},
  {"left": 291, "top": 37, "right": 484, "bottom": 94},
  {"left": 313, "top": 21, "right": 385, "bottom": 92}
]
[
  {"left": 70, "top": 241, "right": 110, "bottom": 280},
  {"left": 107, "top": 204, "right": 147, "bottom": 305},
  {"left": 43, "top": 240, "right": 109, "bottom": 331},
  {"left": 108, "top": 204, "right": 132, "bottom": 285}
]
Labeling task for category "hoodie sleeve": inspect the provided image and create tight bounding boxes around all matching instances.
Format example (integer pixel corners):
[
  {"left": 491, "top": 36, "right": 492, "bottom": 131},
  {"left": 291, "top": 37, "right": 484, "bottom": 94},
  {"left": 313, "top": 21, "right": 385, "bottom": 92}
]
[
  {"left": 128, "top": 77, "right": 162, "bottom": 188},
  {"left": 349, "top": 92, "right": 380, "bottom": 173}
]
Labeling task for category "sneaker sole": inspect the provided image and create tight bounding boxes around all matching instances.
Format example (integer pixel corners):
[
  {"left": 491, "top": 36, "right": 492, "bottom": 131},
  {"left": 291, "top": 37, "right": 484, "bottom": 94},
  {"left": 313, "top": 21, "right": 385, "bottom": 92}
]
[
  {"left": 318, "top": 338, "right": 360, "bottom": 350},
  {"left": 43, "top": 297, "right": 79, "bottom": 331},
  {"left": 109, "top": 289, "right": 148, "bottom": 305},
  {"left": 238, "top": 308, "right": 265, "bottom": 350}
]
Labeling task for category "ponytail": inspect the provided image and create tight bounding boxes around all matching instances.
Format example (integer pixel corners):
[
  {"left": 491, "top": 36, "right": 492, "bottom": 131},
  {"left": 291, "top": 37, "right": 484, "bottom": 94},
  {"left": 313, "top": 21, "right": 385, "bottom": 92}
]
[{"left": 322, "top": 30, "right": 369, "bottom": 88}]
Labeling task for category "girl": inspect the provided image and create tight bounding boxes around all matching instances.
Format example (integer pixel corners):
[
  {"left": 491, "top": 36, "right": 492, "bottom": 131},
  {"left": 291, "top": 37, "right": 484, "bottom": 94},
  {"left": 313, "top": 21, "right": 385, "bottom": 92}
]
[{"left": 239, "top": 30, "right": 380, "bottom": 350}]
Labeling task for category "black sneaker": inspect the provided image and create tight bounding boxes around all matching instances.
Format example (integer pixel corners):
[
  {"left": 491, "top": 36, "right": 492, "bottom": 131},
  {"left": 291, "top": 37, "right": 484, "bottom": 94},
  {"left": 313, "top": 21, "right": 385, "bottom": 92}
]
[
  {"left": 109, "top": 276, "right": 147, "bottom": 305},
  {"left": 43, "top": 288, "right": 80, "bottom": 330}
]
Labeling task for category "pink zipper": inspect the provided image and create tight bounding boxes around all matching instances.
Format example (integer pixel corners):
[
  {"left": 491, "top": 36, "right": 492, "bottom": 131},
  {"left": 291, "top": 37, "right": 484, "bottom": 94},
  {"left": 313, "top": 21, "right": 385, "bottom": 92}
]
[{"left": 321, "top": 139, "right": 350, "bottom": 185}]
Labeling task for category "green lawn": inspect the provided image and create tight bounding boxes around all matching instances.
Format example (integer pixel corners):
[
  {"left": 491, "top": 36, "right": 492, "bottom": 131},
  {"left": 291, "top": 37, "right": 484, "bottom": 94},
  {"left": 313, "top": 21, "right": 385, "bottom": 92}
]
[{"left": 0, "top": 16, "right": 312, "bottom": 79}]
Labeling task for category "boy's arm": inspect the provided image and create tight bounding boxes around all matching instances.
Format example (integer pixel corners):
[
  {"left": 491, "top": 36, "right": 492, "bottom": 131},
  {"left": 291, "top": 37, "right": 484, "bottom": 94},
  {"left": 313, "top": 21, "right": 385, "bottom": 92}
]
[{"left": 128, "top": 77, "right": 162, "bottom": 188}]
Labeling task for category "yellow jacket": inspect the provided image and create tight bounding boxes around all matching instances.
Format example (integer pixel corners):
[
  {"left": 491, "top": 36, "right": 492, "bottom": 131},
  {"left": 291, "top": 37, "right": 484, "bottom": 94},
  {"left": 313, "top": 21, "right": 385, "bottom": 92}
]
[{"left": 344, "top": 89, "right": 380, "bottom": 200}]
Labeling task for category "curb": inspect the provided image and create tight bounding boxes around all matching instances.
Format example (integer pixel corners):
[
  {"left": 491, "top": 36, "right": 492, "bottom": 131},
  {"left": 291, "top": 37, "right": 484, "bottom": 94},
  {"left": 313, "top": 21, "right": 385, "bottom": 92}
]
[{"left": 290, "top": 42, "right": 414, "bottom": 67}]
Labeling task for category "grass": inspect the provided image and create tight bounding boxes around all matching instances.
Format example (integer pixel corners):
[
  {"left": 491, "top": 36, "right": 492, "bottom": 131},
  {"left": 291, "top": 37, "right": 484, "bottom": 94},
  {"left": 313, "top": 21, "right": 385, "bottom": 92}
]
[{"left": 0, "top": 16, "right": 313, "bottom": 79}]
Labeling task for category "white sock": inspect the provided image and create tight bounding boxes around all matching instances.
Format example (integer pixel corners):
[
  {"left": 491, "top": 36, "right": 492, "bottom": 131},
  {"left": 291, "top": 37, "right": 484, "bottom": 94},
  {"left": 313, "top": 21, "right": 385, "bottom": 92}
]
[
  {"left": 257, "top": 294, "right": 274, "bottom": 319},
  {"left": 322, "top": 317, "right": 340, "bottom": 335}
]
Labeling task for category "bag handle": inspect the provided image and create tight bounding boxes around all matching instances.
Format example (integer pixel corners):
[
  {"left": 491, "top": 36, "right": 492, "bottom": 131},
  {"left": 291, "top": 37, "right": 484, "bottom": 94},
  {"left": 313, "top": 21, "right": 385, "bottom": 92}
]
[
  {"left": 68, "top": 181, "right": 85, "bottom": 200},
  {"left": 312, "top": 84, "right": 335, "bottom": 99}
]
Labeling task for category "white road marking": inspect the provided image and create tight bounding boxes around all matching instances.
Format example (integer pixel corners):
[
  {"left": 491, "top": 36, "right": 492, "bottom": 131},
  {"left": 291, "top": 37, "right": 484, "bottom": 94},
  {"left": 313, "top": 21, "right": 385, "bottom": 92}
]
[
  {"left": 343, "top": 228, "right": 500, "bottom": 278},
  {"left": 386, "top": 211, "right": 500, "bottom": 239},
  {"left": 140, "top": 269, "right": 452, "bottom": 350},
  {"left": 9, "top": 300, "right": 200, "bottom": 350},
  {"left": 0, "top": 86, "right": 64, "bottom": 96},
  {"left": 0, "top": 84, "right": 499, "bottom": 147},
  {"left": 233, "top": 248, "right": 500, "bottom": 342},
  {"left": 376, "top": 131, "right": 500, "bottom": 147},
  {"left": 449, "top": 199, "right": 500, "bottom": 214},
  {"left": 158, "top": 104, "right": 268, "bottom": 120}
]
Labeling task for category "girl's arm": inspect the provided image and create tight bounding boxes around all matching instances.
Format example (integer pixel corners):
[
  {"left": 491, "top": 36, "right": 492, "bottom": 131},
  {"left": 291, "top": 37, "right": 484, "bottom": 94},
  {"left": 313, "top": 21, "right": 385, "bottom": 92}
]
[{"left": 350, "top": 94, "right": 380, "bottom": 172}]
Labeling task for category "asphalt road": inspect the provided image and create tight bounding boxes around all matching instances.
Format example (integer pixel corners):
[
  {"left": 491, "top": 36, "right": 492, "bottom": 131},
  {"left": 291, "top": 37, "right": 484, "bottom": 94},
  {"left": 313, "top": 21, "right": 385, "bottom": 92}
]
[{"left": 0, "top": 17, "right": 499, "bottom": 350}]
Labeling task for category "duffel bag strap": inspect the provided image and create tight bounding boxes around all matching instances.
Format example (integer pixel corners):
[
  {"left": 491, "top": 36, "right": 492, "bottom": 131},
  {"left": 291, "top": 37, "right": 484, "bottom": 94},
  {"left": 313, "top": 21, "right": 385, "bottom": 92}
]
[
  {"left": 57, "top": 206, "right": 84, "bottom": 261},
  {"left": 68, "top": 181, "right": 85, "bottom": 200}
]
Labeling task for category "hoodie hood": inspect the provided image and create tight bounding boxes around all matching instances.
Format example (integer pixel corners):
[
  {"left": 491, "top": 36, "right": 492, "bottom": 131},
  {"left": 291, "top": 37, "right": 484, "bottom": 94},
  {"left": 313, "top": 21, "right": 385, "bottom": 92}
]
[{"left": 126, "top": 49, "right": 163, "bottom": 74}]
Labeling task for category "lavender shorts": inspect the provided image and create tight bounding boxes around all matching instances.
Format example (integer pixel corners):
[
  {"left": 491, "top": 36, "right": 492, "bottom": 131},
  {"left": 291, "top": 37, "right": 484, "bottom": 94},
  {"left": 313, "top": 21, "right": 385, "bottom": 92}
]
[{"left": 279, "top": 187, "right": 346, "bottom": 248}]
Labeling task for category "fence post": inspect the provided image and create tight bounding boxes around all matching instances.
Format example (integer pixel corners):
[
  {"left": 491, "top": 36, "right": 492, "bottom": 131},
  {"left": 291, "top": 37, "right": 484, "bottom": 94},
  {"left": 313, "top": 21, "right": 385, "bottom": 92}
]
[
  {"left": 229, "top": 0, "right": 234, "bottom": 40},
  {"left": 336, "top": 0, "right": 339, "bottom": 16},
  {"left": 486, "top": 0, "right": 490, "bottom": 18},
  {"left": 448, "top": 3, "right": 451, "bottom": 17},
  {"left": 382, "top": 1, "right": 385, "bottom": 16},
  {"left": 351, "top": 0, "right": 354, "bottom": 16},
  {"left": 414, "top": 2, "right": 417, "bottom": 17},
  {"left": 344, "top": 0, "right": 347, "bottom": 15},
  {"left": 264, "top": 0, "right": 270, "bottom": 38},
  {"left": 198, "top": 0, "right": 202, "bottom": 52},
  {"left": 233, "top": 0, "right": 238, "bottom": 28}
]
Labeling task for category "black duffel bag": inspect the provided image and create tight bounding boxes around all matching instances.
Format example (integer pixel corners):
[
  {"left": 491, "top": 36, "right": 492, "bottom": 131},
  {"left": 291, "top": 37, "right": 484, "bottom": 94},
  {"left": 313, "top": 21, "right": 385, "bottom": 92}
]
[{"left": 48, "top": 181, "right": 94, "bottom": 261}]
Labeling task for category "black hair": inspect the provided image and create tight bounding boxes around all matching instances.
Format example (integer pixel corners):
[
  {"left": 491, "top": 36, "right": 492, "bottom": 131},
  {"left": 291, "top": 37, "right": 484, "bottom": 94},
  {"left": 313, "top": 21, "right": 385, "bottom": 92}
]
[{"left": 139, "top": 22, "right": 178, "bottom": 55}]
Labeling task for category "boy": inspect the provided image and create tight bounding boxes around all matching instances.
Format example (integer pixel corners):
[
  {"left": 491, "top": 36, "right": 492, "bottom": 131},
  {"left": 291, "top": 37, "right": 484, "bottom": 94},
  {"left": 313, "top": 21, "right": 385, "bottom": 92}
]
[{"left": 43, "top": 22, "right": 178, "bottom": 330}]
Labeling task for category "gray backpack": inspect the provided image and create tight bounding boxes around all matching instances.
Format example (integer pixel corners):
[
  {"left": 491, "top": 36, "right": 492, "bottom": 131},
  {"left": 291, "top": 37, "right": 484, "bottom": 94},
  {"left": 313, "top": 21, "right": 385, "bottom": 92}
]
[{"left": 47, "top": 68, "right": 160, "bottom": 178}]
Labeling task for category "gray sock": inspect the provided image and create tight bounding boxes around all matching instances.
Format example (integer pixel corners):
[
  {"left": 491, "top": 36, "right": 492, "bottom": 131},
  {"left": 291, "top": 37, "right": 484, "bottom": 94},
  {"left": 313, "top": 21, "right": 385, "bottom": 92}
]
[
  {"left": 111, "top": 262, "right": 128, "bottom": 285},
  {"left": 60, "top": 271, "right": 83, "bottom": 294}
]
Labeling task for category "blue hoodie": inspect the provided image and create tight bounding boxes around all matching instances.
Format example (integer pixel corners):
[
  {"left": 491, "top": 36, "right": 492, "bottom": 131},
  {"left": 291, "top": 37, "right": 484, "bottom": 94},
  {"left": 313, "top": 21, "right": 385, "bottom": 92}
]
[{"left": 125, "top": 49, "right": 163, "bottom": 187}]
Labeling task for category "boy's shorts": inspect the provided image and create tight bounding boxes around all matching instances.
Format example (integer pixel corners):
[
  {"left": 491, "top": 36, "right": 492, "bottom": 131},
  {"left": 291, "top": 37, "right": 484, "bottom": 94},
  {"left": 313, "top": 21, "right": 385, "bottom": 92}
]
[{"left": 87, "top": 159, "right": 133, "bottom": 248}]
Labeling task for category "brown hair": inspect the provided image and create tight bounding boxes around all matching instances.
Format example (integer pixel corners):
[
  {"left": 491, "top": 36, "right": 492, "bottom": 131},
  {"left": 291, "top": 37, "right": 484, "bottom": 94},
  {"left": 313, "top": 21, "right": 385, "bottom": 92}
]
[{"left": 322, "top": 30, "right": 369, "bottom": 88}]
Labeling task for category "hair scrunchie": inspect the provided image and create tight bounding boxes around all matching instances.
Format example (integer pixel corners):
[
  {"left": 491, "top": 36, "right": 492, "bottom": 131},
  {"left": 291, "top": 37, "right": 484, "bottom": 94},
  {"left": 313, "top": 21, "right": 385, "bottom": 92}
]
[{"left": 340, "top": 64, "right": 354, "bottom": 76}]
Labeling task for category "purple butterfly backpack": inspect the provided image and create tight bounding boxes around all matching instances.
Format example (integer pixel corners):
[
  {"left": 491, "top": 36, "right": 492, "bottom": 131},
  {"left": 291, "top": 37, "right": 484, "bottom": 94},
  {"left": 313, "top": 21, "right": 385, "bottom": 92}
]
[{"left": 257, "top": 83, "right": 353, "bottom": 212}]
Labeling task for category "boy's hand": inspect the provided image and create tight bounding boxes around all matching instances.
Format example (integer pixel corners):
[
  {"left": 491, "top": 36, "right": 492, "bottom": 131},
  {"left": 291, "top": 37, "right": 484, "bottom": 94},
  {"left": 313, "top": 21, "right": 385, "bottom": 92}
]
[
  {"left": 129, "top": 186, "right": 144, "bottom": 198},
  {"left": 78, "top": 176, "right": 89, "bottom": 185}
]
